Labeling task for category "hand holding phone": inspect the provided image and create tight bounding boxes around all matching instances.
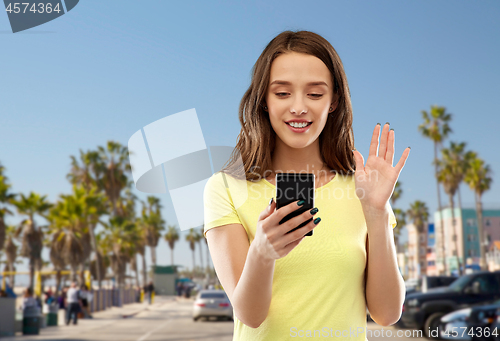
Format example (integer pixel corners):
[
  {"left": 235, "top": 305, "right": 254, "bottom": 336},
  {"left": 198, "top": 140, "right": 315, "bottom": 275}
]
[{"left": 251, "top": 198, "right": 320, "bottom": 262}]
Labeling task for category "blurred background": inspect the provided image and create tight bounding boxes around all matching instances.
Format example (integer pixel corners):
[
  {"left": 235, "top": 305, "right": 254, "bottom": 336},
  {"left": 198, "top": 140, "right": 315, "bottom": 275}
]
[{"left": 0, "top": 1, "right": 499, "bottom": 340}]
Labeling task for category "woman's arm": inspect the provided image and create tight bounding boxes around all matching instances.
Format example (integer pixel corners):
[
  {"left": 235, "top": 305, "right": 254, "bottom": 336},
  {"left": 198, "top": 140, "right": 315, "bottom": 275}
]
[
  {"left": 363, "top": 205, "right": 405, "bottom": 327},
  {"left": 206, "top": 223, "right": 275, "bottom": 328}
]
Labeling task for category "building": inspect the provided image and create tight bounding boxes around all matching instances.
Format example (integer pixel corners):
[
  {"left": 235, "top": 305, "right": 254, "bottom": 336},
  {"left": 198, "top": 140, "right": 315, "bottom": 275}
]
[
  {"left": 433, "top": 207, "right": 500, "bottom": 275},
  {"left": 151, "top": 265, "right": 181, "bottom": 295},
  {"left": 486, "top": 241, "right": 500, "bottom": 271},
  {"left": 407, "top": 222, "right": 429, "bottom": 279},
  {"left": 426, "top": 223, "right": 438, "bottom": 276}
]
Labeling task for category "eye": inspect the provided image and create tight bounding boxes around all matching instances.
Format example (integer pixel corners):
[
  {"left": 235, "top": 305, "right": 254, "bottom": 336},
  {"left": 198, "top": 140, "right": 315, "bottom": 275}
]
[{"left": 275, "top": 93, "right": 323, "bottom": 98}]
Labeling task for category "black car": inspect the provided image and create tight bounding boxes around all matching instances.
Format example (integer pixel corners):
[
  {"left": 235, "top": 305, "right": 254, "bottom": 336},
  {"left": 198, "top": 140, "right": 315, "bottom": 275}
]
[
  {"left": 401, "top": 271, "right": 500, "bottom": 339},
  {"left": 406, "top": 276, "right": 460, "bottom": 296},
  {"left": 394, "top": 275, "right": 458, "bottom": 328}
]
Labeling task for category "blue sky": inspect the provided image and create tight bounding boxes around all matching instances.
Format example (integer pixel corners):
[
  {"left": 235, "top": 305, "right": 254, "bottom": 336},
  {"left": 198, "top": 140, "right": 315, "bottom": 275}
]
[{"left": 1, "top": 1, "right": 499, "bottom": 278}]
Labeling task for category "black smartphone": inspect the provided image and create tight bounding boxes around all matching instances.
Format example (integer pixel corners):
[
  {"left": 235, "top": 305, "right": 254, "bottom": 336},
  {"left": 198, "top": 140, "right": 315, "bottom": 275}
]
[{"left": 275, "top": 173, "right": 315, "bottom": 236}]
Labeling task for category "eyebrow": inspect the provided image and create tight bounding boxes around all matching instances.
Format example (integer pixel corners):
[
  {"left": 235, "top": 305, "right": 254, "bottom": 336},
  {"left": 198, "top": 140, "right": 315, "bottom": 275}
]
[{"left": 269, "top": 80, "right": 329, "bottom": 87}]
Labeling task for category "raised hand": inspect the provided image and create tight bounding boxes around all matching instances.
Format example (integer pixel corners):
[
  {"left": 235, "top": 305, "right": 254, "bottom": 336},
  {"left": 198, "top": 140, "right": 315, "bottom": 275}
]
[{"left": 351, "top": 123, "right": 410, "bottom": 212}]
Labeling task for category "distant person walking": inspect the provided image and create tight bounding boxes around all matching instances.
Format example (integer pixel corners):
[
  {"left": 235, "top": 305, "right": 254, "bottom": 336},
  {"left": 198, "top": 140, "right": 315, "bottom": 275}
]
[
  {"left": 79, "top": 284, "right": 92, "bottom": 318},
  {"left": 176, "top": 282, "right": 183, "bottom": 297},
  {"left": 145, "top": 281, "right": 155, "bottom": 304},
  {"left": 20, "top": 287, "right": 38, "bottom": 311},
  {"left": 65, "top": 282, "right": 81, "bottom": 325}
]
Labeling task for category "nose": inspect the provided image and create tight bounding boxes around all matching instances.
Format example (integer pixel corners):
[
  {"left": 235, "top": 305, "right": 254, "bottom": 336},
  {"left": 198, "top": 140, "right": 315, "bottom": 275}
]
[{"left": 290, "top": 95, "right": 308, "bottom": 115}]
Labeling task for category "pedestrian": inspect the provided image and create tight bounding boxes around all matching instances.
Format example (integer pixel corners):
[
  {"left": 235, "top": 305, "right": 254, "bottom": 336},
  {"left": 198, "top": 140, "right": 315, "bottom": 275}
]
[
  {"left": 58, "top": 286, "right": 67, "bottom": 310},
  {"left": 145, "top": 281, "right": 155, "bottom": 304},
  {"left": 79, "top": 284, "right": 92, "bottom": 318},
  {"left": 65, "top": 282, "right": 81, "bottom": 325},
  {"left": 176, "top": 282, "right": 182, "bottom": 297},
  {"left": 203, "top": 30, "right": 407, "bottom": 340},
  {"left": 20, "top": 287, "right": 38, "bottom": 311}
]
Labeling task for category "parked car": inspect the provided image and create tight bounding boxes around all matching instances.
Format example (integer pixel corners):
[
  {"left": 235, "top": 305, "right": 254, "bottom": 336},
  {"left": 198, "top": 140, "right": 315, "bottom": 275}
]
[
  {"left": 438, "top": 299, "right": 500, "bottom": 340},
  {"left": 394, "top": 276, "right": 458, "bottom": 328},
  {"left": 401, "top": 271, "right": 500, "bottom": 339},
  {"left": 193, "top": 290, "right": 233, "bottom": 322},
  {"left": 406, "top": 276, "right": 459, "bottom": 296}
]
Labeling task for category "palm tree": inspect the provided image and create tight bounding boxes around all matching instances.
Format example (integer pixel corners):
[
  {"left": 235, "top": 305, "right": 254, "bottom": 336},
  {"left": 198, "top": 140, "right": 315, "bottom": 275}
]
[
  {"left": 418, "top": 105, "right": 452, "bottom": 275},
  {"left": 47, "top": 185, "right": 98, "bottom": 283},
  {"left": 12, "top": 192, "right": 52, "bottom": 289},
  {"left": 202, "top": 225, "right": 211, "bottom": 276},
  {"left": 4, "top": 225, "right": 18, "bottom": 287},
  {"left": 101, "top": 215, "right": 139, "bottom": 286},
  {"left": 406, "top": 200, "right": 429, "bottom": 277},
  {"left": 196, "top": 227, "right": 204, "bottom": 274},
  {"left": 141, "top": 196, "right": 165, "bottom": 267},
  {"left": 164, "top": 225, "right": 179, "bottom": 267},
  {"left": 463, "top": 152, "right": 493, "bottom": 270},
  {"left": 97, "top": 141, "right": 131, "bottom": 218},
  {"left": 436, "top": 141, "right": 468, "bottom": 275},
  {"left": 0, "top": 163, "right": 17, "bottom": 253},
  {"left": 67, "top": 149, "right": 108, "bottom": 288},
  {"left": 186, "top": 228, "right": 199, "bottom": 276},
  {"left": 392, "top": 208, "right": 407, "bottom": 250}
]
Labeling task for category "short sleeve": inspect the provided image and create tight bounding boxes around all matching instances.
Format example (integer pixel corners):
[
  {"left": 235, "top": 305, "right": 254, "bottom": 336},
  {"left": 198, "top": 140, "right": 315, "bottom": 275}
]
[{"left": 203, "top": 172, "right": 242, "bottom": 238}]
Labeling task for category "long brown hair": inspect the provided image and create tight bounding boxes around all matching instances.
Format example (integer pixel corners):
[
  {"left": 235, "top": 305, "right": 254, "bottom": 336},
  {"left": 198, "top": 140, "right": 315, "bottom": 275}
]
[{"left": 220, "top": 30, "right": 356, "bottom": 182}]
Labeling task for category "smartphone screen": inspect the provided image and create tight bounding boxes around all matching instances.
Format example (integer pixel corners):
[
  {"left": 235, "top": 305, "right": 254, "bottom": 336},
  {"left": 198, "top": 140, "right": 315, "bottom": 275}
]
[{"left": 275, "top": 173, "right": 315, "bottom": 236}]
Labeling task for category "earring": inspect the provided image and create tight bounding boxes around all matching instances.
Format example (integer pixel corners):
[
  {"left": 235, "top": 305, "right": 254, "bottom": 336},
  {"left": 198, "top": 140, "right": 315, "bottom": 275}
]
[{"left": 264, "top": 106, "right": 268, "bottom": 110}]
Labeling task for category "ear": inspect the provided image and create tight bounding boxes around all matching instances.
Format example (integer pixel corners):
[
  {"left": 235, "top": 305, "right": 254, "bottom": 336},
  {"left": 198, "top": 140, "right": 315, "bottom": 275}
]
[{"left": 330, "top": 92, "right": 340, "bottom": 112}]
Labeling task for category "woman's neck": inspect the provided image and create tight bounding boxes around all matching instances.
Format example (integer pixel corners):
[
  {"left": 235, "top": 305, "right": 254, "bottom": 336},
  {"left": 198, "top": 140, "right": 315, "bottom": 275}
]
[{"left": 266, "top": 139, "right": 332, "bottom": 180}]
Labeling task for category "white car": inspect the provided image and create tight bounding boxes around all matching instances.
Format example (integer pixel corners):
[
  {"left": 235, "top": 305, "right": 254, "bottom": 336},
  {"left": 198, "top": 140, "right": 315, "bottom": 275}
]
[
  {"left": 439, "top": 308, "right": 472, "bottom": 340},
  {"left": 193, "top": 290, "right": 233, "bottom": 321}
]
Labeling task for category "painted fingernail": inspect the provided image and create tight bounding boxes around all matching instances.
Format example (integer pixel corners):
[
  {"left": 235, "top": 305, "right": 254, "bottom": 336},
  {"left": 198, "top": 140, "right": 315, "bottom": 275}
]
[
  {"left": 314, "top": 217, "right": 321, "bottom": 224},
  {"left": 269, "top": 198, "right": 274, "bottom": 206},
  {"left": 297, "top": 200, "right": 305, "bottom": 206},
  {"left": 376, "top": 122, "right": 381, "bottom": 126},
  {"left": 386, "top": 122, "right": 390, "bottom": 126},
  {"left": 310, "top": 208, "right": 319, "bottom": 215},
  {"left": 390, "top": 128, "right": 394, "bottom": 131},
  {"left": 408, "top": 146, "right": 411, "bottom": 149}
]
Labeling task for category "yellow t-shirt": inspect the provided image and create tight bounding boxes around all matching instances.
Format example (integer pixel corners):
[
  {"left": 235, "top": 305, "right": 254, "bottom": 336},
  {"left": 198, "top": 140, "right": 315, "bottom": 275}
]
[{"left": 203, "top": 171, "right": 397, "bottom": 341}]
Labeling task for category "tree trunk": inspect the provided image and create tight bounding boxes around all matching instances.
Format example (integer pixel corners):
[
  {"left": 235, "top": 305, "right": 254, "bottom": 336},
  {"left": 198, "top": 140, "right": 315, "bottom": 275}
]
[
  {"left": 205, "top": 238, "right": 210, "bottom": 277},
  {"left": 198, "top": 242, "right": 204, "bottom": 273},
  {"left": 457, "top": 186, "right": 466, "bottom": 272},
  {"left": 171, "top": 248, "right": 174, "bottom": 267},
  {"left": 415, "top": 229, "right": 420, "bottom": 278},
  {"left": 88, "top": 221, "right": 102, "bottom": 289},
  {"left": 29, "top": 256, "right": 35, "bottom": 290},
  {"left": 141, "top": 254, "right": 147, "bottom": 287},
  {"left": 134, "top": 254, "right": 140, "bottom": 289},
  {"left": 150, "top": 246, "right": 157, "bottom": 267},
  {"left": 71, "top": 265, "right": 78, "bottom": 283},
  {"left": 449, "top": 194, "right": 463, "bottom": 275},
  {"left": 192, "top": 250, "right": 196, "bottom": 277},
  {"left": 475, "top": 192, "right": 488, "bottom": 270},
  {"left": 8, "top": 262, "right": 15, "bottom": 287},
  {"left": 55, "top": 270, "right": 62, "bottom": 298},
  {"left": 434, "top": 142, "right": 448, "bottom": 276}
]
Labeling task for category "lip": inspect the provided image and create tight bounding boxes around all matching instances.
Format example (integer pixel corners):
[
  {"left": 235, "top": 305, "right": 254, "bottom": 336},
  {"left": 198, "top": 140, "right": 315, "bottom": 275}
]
[
  {"left": 285, "top": 119, "right": 312, "bottom": 123},
  {"left": 285, "top": 121, "right": 312, "bottom": 133}
]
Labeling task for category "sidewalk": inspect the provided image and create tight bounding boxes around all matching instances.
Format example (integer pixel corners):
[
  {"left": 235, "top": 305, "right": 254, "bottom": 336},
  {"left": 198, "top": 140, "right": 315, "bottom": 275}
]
[{"left": 0, "top": 296, "right": 178, "bottom": 341}]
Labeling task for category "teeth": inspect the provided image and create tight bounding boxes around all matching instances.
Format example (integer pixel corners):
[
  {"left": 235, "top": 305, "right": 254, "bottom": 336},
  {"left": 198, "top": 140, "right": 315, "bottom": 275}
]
[{"left": 289, "top": 122, "right": 309, "bottom": 128}]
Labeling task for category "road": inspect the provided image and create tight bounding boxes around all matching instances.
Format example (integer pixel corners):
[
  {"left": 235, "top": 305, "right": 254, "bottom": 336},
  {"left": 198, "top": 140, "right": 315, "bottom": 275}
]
[{"left": 3, "top": 296, "right": 428, "bottom": 340}]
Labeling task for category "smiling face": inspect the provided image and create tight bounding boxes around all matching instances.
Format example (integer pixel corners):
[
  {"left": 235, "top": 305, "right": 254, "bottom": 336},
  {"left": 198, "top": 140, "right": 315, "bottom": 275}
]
[{"left": 265, "top": 51, "right": 338, "bottom": 150}]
